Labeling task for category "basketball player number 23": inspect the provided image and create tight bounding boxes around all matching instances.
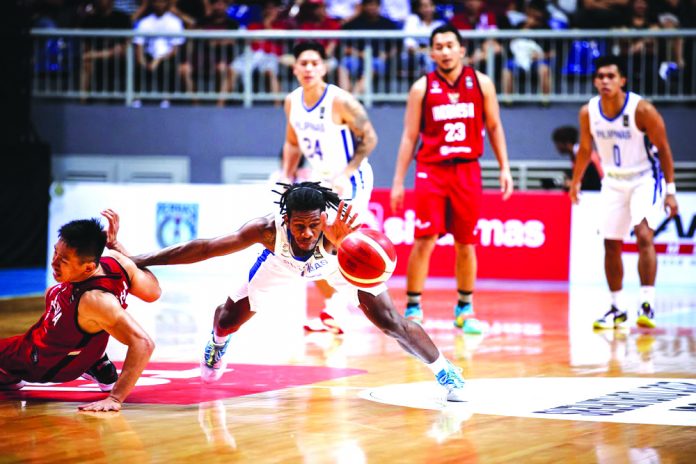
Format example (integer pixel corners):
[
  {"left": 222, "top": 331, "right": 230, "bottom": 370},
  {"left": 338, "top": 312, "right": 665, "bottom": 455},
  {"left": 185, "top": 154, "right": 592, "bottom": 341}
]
[{"left": 444, "top": 122, "right": 466, "bottom": 142}]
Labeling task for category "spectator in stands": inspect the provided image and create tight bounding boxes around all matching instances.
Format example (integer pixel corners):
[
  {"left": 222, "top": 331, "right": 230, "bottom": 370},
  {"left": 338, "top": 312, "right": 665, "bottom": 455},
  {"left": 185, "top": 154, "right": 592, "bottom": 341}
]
[
  {"left": 338, "top": 0, "right": 398, "bottom": 94},
  {"left": 325, "top": 0, "right": 362, "bottom": 23},
  {"left": 652, "top": 2, "right": 685, "bottom": 89},
  {"left": 133, "top": 0, "right": 208, "bottom": 27},
  {"left": 292, "top": 0, "right": 342, "bottom": 74},
  {"left": 227, "top": 0, "right": 285, "bottom": 106},
  {"left": 113, "top": 0, "right": 140, "bottom": 16},
  {"left": 618, "top": 0, "right": 659, "bottom": 92},
  {"left": 552, "top": 125, "right": 603, "bottom": 191},
  {"left": 179, "top": 0, "right": 240, "bottom": 104},
  {"left": 502, "top": 0, "right": 553, "bottom": 99},
  {"left": 133, "top": 0, "right": 186, "bottom": 106},
  {"left": 381, "top": 0, "right": 411, "bottom": 26},
  {"left": 80, "top": 0, "right": 133, "bottom": 101},
  {"left": 449, "top": 0, "right": 503, "bottom": 86},
  {"left": 575, "top": 0, "right": 629, "bottom": 29},
  {"left": 174, "top": 0, "right": 209, "bottom": 27},
  {"left": 400, "top": 0, "right": 444, "bottom": 79}
]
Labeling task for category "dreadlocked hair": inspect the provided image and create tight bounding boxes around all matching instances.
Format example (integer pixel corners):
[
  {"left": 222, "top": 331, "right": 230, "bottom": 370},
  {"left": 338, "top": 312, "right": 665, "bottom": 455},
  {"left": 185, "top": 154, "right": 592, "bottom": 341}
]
[{"left": 274, "top": 181, "right": 342, "bottom": 217}]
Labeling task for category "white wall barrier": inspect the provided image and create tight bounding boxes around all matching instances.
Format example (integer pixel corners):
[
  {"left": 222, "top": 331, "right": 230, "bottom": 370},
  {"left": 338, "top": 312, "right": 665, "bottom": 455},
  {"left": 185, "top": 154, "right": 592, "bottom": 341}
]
[
  {"left": 47, "top": 182, "right": 307, "bottom": 363},
  {"left": 570, "top": 192, "right": 696, "bottom": 287}
]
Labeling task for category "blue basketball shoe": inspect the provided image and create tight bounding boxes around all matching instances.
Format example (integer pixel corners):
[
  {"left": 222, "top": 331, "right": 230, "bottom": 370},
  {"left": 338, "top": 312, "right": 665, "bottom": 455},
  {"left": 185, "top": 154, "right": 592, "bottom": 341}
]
[
  {"left": 454, "top": 303, "right": 483, "bottom": 334},
  {"left": 436, "top": 362, "right": 466, "bottom": 402},
  {"left": 405, "top": 304, "right": 424, "bottom": 326},
  {"left": 201, "top": 332, "right": 231, "bottom": 384}
]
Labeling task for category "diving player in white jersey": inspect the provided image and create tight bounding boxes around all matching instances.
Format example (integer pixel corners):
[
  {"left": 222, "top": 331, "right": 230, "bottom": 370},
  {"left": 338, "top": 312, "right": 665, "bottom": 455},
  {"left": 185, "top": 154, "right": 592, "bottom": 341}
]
[
  {"left": 569, "top": 55, "right": 679, "bottom": 330},
  {"left": 130, "top": 182, "right": 467, "bottom": 402},
  {"left": 281, "top": 41, "right": 379, "bottom": 334}
]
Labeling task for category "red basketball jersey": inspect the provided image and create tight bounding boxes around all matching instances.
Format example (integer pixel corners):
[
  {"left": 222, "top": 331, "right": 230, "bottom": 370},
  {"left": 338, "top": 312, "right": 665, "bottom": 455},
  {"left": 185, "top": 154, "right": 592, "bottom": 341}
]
[
  {"left": 24, "top": 256, "right": 130, "bottom": 382},
  {"left": 416, "top": 67, "right": 485, "bottom": 163}
]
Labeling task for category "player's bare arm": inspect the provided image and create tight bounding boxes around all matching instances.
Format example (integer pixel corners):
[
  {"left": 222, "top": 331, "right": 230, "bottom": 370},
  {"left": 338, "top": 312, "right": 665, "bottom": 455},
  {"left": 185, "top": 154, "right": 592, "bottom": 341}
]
[
  {"left": 336, "top": 92, "right": 378, "bottom": 178},
  {"left": 101, "top": 209, "right": 161, "bottom": 302},
  {"left": 390, "top": 77, "right": 425, "bottom": 213},
  {"left": 132, "top": 216, "right": 275, "bottom": 267},
  {"left": 281, "top": 96, "right": 303, "bottom": 182},
  {"left": 635, "top": 100, "right": 679, "bottom": 217},
  {"left": 477, "top": 71, "right": 513, "bottom": 200},
  {"left": 76, "top": 291, "right": 155, "bottom": 412},
  {"left": 107, "top": 249, "right": 161, "bottom": 303},
  {"left": 570, "top": 104, "right": 594, "bottom": 204}
]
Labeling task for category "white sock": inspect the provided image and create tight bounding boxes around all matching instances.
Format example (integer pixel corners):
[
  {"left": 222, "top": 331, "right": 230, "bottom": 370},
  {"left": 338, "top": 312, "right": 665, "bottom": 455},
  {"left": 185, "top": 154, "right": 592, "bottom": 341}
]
[
  {"left": 610, "top": 290, "right": 625, "bottom": 311},
  {"left": 213, "top": 330, "right": 229, "bottom": 344},
  {"left": 639, "top": 286, "right": 656, "bottom": 307},
  {"left": 426, "top": 352, "right": 449, "bottom": 375}
]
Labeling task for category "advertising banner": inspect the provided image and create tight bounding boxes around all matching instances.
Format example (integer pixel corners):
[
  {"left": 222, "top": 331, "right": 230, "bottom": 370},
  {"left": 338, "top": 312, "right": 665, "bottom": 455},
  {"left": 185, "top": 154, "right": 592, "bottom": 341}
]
[{"left": 365, "top": 189, "right": 571, "bottom": 281}]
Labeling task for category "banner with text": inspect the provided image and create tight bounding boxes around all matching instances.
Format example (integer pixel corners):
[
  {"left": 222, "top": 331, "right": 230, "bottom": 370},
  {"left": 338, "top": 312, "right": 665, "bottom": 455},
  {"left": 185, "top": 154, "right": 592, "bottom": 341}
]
[{"left": 365, "top": 190, "right": 571, "bottom": 281}]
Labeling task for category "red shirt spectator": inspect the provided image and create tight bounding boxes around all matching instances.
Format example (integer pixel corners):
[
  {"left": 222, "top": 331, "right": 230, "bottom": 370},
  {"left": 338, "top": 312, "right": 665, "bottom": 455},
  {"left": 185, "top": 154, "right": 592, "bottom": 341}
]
[{"left": 450, "top": 0, "right": 498, "bottom": 30}]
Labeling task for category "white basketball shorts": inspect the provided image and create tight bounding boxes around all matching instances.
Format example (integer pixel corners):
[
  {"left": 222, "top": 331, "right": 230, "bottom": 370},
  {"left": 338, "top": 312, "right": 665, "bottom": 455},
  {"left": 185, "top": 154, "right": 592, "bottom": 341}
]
[
  {"left": 600, "top": 171, "right": 666, "bottom": 240},
  {"left": 229, "top": 253, "right": 387, "bottom": 312}
]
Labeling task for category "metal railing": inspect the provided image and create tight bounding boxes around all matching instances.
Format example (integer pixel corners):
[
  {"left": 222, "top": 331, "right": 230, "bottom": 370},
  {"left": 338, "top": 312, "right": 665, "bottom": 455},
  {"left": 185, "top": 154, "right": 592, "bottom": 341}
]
[
  {"left": 31, "top": 28, "right": 696, "bottom": 107},
  {"left": 481, "top": 160, "right": 696, "bottom": 191}
]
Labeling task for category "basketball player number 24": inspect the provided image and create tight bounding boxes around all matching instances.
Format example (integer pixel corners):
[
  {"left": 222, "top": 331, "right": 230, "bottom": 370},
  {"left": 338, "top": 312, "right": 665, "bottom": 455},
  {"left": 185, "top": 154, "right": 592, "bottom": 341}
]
[
  {"left": 303, "top": 137, "right": 323, "bottom": 160},
  {"left": 444, "top": 122, "right": 466, "bottom": 142}
]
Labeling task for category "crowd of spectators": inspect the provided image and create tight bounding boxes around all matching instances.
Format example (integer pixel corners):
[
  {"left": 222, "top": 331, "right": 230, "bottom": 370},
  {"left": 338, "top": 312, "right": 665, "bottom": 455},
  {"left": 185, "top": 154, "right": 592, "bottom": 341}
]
[{"left": 31, "top": 0, "right": 696, "bottom": 103}]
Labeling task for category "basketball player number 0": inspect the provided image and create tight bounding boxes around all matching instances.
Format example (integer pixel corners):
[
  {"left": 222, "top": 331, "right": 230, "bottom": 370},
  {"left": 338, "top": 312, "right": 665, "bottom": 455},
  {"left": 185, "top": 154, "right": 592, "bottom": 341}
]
[
  {"left": 613, "top": 144, "right": 621, "bottom": 166},
  {"left": 444, "top": 122, "right": 466, "bottom": 142}
]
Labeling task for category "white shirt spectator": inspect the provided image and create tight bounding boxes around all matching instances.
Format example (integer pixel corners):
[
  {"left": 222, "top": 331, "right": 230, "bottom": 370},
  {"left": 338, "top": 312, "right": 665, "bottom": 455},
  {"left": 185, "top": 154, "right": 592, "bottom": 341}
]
[
  {"left": 381, "top": 0, "right": 411, "bottom": 23},
  {"left": 326, "top": 0, "right": 361, "bottom": 21},
  {"left": 402, "top": 12, "right": 443, "bottom": 49},
  {"left": 133, "top": 12, "right": 185, "bottom": 59}
]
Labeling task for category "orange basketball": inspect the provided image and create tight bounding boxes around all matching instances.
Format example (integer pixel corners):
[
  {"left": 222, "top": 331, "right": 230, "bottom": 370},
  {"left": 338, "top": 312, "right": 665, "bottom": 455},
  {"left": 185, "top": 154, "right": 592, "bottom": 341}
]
[{"left": 338, "top": 229, "right": 397, "bottom": 288}]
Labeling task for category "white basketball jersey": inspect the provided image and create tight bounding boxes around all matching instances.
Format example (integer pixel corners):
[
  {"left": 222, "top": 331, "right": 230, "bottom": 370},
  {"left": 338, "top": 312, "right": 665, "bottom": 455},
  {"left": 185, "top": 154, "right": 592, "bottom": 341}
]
[
  {"left": 249, "top": 214, "right": 339, "bottom": 283},
  {"left": 588, "top": 92, "right": 657, "bottom": 176},
  {"left": 288, "top": 84, "right": 372, "bottom": 201},
  {"left": 231, "top": 214, "right": 388, "bottom": 309}
]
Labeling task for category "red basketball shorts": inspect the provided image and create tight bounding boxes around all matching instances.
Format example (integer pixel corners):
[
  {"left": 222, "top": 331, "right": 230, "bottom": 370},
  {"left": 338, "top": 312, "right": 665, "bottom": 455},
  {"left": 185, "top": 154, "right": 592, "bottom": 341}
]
[
  {"left": 413, "top": 160, "right": 482, "bottom": 244},
  {"left": 0, "top": 335, "right": 33, "bottom": 381},
  {"left": 0, "top": 334, "right": 90, "bottom": 383}
]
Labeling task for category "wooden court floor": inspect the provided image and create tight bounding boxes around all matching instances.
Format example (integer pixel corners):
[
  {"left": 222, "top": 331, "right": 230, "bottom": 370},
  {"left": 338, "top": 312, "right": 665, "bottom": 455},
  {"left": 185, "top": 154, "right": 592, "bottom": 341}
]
[{"left": 1, "top": 282, "right": 696, "bottom": 463}]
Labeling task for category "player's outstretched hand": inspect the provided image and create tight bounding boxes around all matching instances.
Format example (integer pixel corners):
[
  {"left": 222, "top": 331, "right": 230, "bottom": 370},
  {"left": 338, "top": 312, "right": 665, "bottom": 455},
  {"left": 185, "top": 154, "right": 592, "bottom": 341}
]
[
  {"left": 321, "top": 200, "right": 359, "bottom": 248},
  {"left": 78, "top": 395, "right": 122, "bottom": 412},
  {"left": 665, "top": 194, "right": 679, "bottom": 218},
  {"left": 101, "top": 209, "right": 120, "bottom": 248}
]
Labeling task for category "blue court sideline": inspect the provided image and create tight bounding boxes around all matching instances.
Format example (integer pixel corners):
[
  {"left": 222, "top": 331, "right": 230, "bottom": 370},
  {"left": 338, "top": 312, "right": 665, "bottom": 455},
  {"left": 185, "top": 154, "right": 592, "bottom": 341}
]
[{"left": 0, "top": 268, "right": 46, "bottom": 298}]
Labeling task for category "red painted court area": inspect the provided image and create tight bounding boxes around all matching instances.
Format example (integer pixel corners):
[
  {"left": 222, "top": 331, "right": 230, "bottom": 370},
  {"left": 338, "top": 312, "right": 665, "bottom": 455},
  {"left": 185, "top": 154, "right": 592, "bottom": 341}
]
[{"left": 0, "top": 362, "right": 366, "bottom": 405}]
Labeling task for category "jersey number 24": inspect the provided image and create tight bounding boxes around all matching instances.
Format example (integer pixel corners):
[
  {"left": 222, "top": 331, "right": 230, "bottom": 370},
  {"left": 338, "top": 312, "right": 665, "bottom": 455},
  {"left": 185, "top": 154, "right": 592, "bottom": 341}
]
[{"left": 303, "top": 137, "right": 323, "bottom": 160}]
